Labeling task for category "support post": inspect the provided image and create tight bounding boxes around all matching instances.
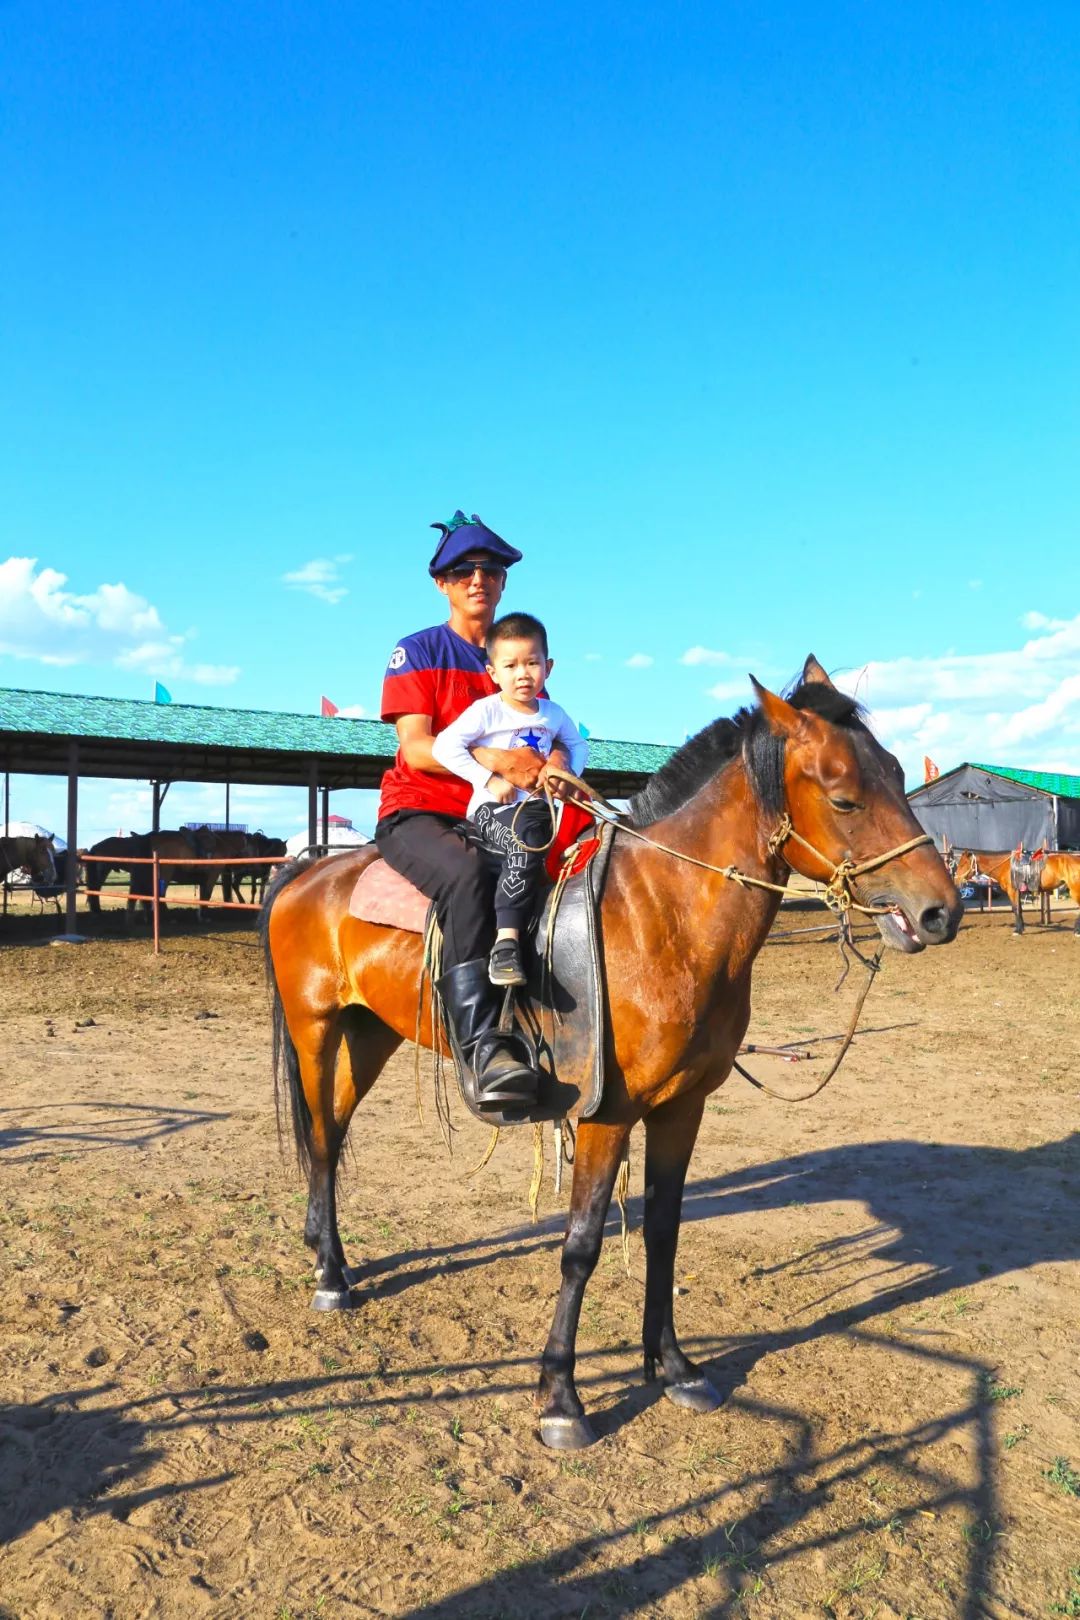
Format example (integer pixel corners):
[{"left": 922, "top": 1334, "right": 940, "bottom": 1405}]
[
  {"left": 152, "top": 781, "right": 162, "bottom": 833},
  {"left": 321, "top": 785, "right": 330, "bottom": 850},
  {"left": 152, "top": 851, "right": 161, "bottom": 955},
  {"left": 308, "top": 763, "right": 319, "bottom": 854},
  {"left": 225, "top": 778, "right": 231, "bottom": 830},
  {"left": 2, "top": 769, "right": 8, "bottom": 917},
  {"left": 54, "top": 740, "right": 86, "bottom": 943}
]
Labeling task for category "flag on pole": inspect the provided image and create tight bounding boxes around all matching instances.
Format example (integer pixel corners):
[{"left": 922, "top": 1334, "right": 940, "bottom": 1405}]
[
  {"left": 154, "top": 681, "right": 172, "bottom": 705},
  {"left": 320, "top": 696, "right": 339, "bottom": 718},
  {"left": 923, "top": 756, "right": 940, "bottom": 782}
]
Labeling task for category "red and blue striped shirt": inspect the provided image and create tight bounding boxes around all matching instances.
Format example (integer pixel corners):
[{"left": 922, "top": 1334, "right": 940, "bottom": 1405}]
[{"left": 378, "top": 624, "right": 497, "bottom": 820}]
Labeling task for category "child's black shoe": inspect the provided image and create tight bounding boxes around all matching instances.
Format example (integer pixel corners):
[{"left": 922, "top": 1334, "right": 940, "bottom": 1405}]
[{"left": 488, "top": 939, "right": 526, "bottom": 987}]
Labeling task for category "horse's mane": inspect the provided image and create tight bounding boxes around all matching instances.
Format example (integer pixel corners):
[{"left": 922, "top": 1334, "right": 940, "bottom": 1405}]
[{"left": 628, "top": 679, "right": 865, "bottom": 829}]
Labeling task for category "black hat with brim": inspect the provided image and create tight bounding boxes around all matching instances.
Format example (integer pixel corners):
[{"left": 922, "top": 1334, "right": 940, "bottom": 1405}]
[{"left": 428, "top": 511, "right": 523, "bottom": 577}]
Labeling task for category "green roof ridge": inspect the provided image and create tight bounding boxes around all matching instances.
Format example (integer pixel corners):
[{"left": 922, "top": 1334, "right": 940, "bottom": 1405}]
[{"left": 968, "top": 761, "right": 1080, "bottom": 798}]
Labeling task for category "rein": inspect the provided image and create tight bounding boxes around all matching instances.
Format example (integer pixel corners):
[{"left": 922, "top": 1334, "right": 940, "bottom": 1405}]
[{"left": 525, "top": 767, "right": 933, "bottom": 1103}]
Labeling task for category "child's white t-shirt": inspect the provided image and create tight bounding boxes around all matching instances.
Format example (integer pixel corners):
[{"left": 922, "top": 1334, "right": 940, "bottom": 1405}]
[{"left": 431, "top": 695, "right": 588, "bottom": 817}]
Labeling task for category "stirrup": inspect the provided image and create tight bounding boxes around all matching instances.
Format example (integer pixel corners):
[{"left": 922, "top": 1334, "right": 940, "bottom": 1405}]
[{"left": 471, "top": 1026, "right": 540, "bottom": 1106}]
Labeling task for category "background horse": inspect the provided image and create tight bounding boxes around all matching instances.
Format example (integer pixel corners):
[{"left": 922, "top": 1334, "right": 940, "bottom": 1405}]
[
  {"left": 0, "top": 835, "right": 57, "bottom": 891},
  {"left": 263, "top": 656, "right": 961, "bottom": 1449},
  {"left": 246, "top": 832, "right": 288, "bottom": 903},
  {"left": 953, "top": 848, "right": 1080, "bottom": 935},
  {"left": 81, "top": 833, "right": 151, "bottom": 913}
]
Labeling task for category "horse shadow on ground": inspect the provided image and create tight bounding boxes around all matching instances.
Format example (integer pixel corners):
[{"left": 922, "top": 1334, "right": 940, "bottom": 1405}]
[
  {"left": 0, "top": 1101, "right": 228, "bottom": 1162},
  {"left": 3, "top": 1132, "right": 1077, "bottom": 1617}
]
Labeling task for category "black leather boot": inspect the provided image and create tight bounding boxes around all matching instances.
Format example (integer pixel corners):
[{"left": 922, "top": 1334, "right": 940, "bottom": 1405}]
[{"left": 436, "top": 957, "right": 540, "bottom": 1107}]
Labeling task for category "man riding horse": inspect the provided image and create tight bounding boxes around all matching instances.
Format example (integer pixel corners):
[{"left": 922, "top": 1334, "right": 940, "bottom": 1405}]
[{"left": 373, "top": 511, "right": 571, "bottom": 1107}]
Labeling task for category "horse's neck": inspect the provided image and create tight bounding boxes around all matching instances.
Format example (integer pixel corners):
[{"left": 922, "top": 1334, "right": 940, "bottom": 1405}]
[{"left": 632, "top": 764, "right": 784, "bottom": 975}]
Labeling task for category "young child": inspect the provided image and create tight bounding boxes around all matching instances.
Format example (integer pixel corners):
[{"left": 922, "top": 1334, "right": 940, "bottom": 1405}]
[{"left": 431, "top": 611, "right": 588, "bottom": 987}]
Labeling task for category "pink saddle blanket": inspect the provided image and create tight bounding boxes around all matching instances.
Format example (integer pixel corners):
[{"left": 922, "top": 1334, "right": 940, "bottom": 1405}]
[{"left": 348, "top": 858, "right": 431, "bottom": 934}]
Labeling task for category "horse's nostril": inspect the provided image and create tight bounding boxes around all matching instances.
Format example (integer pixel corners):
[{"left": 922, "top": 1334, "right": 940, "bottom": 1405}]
[{"left": 918, "top": 904, "right": 950, "bottom": 938}]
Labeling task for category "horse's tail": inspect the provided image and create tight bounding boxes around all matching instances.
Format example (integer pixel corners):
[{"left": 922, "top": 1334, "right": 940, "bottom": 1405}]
[{"left": 259, "top": 859, "right": 315, "bottom": 1176}]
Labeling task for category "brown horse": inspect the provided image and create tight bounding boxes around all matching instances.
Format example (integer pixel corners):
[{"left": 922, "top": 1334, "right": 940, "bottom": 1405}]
[
  {"left": 263, "top": 656, "right": 961, "bottom": 1448},
  {"left": 81, "top": 834, "right": 151, "bottom": 913},
  {"left": 0, "top": 834, "right": 57, "bottom": 890},
  {"left": 246, "top": 832, "right": 288, "bottom": 903},
  {"left": 83, "top": 828, "right": 218, "bottom": 916},
  {"left": 953, "top": 848, "right": 1080, "bottom": 935}
]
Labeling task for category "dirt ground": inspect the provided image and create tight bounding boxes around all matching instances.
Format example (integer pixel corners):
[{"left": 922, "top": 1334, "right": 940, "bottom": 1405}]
[{"left": 1, "top": 900, "right": 1079, "bottom": 1620}]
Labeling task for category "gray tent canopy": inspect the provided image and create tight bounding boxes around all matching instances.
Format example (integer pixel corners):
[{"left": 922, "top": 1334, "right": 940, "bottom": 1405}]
[{"left": 908, "top": 763, "right": 1080, "bottom": 853}]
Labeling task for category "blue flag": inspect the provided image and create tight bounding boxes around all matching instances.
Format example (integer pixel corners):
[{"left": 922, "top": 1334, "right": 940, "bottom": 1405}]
[{"left": 154, "top": 681, "right": 172, "bottom": 705}]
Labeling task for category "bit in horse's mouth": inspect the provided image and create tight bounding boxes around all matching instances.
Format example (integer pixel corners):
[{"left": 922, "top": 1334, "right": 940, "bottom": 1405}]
[{"left": 873, "top": 900, "right": 924, "bottom": 954}]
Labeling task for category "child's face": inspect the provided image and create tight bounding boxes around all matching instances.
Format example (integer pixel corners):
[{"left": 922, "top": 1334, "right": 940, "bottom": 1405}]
[{"left": 487, "top": 636, "right": 553, "bottom": 705}]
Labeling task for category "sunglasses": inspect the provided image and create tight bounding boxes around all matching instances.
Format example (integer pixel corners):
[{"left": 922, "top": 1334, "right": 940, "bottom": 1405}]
[{"left": 442, "top": 561, "right": 506, "bottom": 582}]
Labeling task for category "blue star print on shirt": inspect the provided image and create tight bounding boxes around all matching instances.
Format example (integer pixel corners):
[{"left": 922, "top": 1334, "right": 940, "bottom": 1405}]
[{"left": 518, "top": 728, "right": 544, "bottom": 750}]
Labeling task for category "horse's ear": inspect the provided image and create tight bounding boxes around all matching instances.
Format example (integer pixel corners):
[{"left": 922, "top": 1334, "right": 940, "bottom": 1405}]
[
  {"left": 802, "top": 653, "right": 835, "bottom": 687},
  {"left": 750, "top": 676, "right": 805, "bottom": 738}
]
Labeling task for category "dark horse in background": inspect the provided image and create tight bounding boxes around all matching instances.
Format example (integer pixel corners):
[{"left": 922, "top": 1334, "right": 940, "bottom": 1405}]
[
  {"left": 81, "top": 828, "right": 219, "bottom": 916},
  {"left": 0, "top": 835, "right": 57, "bottom": 893},
  {"left": 263, "top": 656, "right": 961, "bottom": 1448}
]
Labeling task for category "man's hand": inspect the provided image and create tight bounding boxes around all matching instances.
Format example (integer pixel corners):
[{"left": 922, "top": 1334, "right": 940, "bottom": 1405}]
[
  {"left": 486, "top": 774, "right": 517, "bottom": 805},
  {"left": 538, "top": 746, "right": 573, "bottom": 801},
  {"left": 474, "top": 745, "right": 545, "bottom": 791}
]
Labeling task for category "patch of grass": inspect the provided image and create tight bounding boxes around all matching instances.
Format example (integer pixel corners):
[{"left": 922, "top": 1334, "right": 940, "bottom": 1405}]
[
  {"left": 962, "top": 1519, "right": 995, "bottom": 1545},
  {"left": 981, "top": 1376, "right": 1023, "bottom": 1402},
  {"left": 1045, "top": 1458, "right": 1080, "bottom": 1498},
  {"left": 1003, "top": 1425, "right": 1031, "bottom": 1450},
  {"left": 1049, "top": 1564, "right": 1080, "bottom": 1616}
]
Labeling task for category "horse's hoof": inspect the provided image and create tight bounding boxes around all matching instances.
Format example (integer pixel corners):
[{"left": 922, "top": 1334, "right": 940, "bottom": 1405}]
[
  {"left": 663, "top": 1376, "right": 723, "bottom": 1414},
  {"left": 311, "top": 1286, "right": 357, "bottom": 1312},
  {"left": 538, "top": 1413, "right": 597, "bottom": 1450}
]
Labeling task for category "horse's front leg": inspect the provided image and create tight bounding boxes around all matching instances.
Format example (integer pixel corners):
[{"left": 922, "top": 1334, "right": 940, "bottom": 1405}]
[
  {"left": 641, "top": 1088, "right": 722, "bottom": 1413},
  {"left": 1013, "top": 890, "right": 1025, "bottom": 935},
  {"left": 537, "top": 1119, "right": 631, "bottom": 1450}
]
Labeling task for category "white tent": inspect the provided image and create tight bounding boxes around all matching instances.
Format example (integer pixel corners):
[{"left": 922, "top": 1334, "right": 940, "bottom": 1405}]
[
  {"left": 0, "top": 820, "right": 67, "bottom": 851},
  {"left": 284, "top": 825, "right": 371, "bottom": 858}
]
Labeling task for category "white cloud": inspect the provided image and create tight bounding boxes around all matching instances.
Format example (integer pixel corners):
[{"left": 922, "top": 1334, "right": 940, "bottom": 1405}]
[
  {"left": 584, "top": 652, "right": 602, "bottom": 662},
  {"left": 0, "top": 557, "right": 239, "bottom": 686},
  {"left": 624, "top": 653, "right": 654, "bottom": 669},
  {"left": 681, "top": 646, "right": 734, "bottom": 667},
  {"left": 336, "top": 703, "right": 369, "bottom": 718},
  {"left": 832, "top": 609, "right": 1080, "bottom": 782},
  {"left": 706, "top": 677, "right": 752, "bottom": 702},
  {"left": 282, "top": 557, "right": 349, "bottom": 604}
]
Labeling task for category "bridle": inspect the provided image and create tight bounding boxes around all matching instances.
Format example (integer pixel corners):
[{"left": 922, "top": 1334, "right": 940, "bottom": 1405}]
[
  {"left": 514, "top": 770, "right": 937, "bottom": 1104},
  {"left": 522, "top": 770, "right": 934, "bottom": 923}
]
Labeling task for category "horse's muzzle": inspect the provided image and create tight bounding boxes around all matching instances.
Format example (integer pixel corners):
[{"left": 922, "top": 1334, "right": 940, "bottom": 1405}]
[{"left": 870, "top": 890, "right": 963, "bottom": 953}]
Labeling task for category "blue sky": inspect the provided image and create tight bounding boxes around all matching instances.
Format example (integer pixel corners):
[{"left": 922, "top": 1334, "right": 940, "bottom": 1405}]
[{"left": 3, "top": 1, "right": 1078, "bottom": 839}]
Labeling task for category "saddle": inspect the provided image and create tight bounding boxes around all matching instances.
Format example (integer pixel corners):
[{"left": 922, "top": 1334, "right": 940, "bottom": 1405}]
[
  {"left": 349, "top": 821, "right": 617, "bottom": 1127},
  {"left": 1010, "top": 849, "right": 1046, "bottom": 895}
]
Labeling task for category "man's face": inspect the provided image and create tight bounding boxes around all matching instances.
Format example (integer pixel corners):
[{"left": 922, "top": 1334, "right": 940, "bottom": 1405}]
[{"left": 435, "top": 553, "right": 506, "bottom": 618}]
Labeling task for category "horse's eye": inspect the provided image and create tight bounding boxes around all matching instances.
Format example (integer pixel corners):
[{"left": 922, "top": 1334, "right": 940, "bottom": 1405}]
[{"left": 829, "top": 797, "right": 862, "bottom": 814}]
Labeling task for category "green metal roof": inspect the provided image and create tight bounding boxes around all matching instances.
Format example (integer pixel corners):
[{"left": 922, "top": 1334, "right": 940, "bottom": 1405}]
[
  {"left": 0, "top": 685, "right": 397, "bottom": 757},
  {"left": 968, "top": 762, "right": 1080, "bottom": 800},
  {"left": 0, "top": 685, "right": 674, "bottom": 792}
]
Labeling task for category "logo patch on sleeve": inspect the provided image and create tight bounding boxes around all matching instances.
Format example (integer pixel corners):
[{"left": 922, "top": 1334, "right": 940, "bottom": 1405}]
[{"left": 388, "top": 647, "right": 407, "bottom": 670}]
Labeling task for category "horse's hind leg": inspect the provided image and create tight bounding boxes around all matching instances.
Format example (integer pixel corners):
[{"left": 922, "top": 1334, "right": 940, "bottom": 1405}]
[
  {"left": 301, "top": 1008, "right": 402, "bottom": 1309},
  {"left": 641, "top": 1090, "right": 721, "bottom": 1413}
]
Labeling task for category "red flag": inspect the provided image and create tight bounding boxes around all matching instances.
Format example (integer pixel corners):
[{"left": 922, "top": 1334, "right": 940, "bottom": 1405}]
[
  {"left": 924, "top": 756, "right": 940, "bottom": 782},
  {"left": 320, "top": 696, "right": 339, "bottom": 718}
]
